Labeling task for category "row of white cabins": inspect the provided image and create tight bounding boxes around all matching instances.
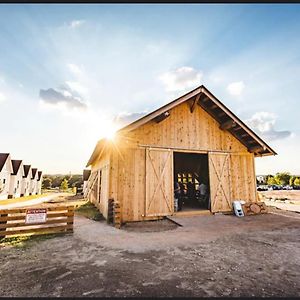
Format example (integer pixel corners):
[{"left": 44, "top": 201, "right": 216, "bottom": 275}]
[{"left": 0, "top": 153, "right": 43, "bottom": 200}]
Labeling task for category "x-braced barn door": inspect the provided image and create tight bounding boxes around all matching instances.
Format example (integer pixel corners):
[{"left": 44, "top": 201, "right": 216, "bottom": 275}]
[
  {"left": 145, "top": 148, "right": 173, "bottom": 217},
  {"left": 208, "top": 152, "right": 232, "bottom": 213}
]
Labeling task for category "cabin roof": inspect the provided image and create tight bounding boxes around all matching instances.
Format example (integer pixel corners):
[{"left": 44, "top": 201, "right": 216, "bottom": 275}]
[
  {"left": 86, "top": 85, "right": 276, "bottom": 167},
  {"left": 83, "top": 169, "right": 91, "bottom": 181},
  {"left": 0, "top": 153, "right": 10, "bottom": 172},
  {"left": 23, "top": 165, "right": 31, "bottom": 178},
  {"left": 11, "top": 160, "right": 22, "bottom": 175},
  {"left": 31, "top": 168, "right": 38, "bottom": 179},
  {"left": 37, "top": 171, "right": 42, "bottom": 181}
]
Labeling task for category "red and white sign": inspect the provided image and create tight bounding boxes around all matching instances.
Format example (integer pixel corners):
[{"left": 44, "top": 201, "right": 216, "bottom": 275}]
[{"left": 25, "top": 208, "right": 47, "bottom": 224}]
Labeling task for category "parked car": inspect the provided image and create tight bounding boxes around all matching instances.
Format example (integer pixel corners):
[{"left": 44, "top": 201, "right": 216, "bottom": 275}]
[
  {"left": 268, "top": 185, "right": 282, "bottom": 190},
  {"left": 257, "top": 185, "right": 268, "bottom": 191}
]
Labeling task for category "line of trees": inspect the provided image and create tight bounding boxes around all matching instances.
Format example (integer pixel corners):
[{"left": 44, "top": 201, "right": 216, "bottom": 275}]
[
  {"left": 263, "top": 172, "right": 300, "bottom": 186},
  {"left": 42, "top": 174, "right": 83, "bottom": 190}
]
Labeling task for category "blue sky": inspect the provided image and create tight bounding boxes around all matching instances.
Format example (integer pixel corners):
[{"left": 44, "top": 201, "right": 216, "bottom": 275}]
[{"left": 0, "top": 4, "right": 299, "bottom": 175}]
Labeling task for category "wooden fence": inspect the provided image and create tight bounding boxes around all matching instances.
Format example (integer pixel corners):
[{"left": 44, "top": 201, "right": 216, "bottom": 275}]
[{"left": 0, "top": 205, "right": 74, "bottom": 238}]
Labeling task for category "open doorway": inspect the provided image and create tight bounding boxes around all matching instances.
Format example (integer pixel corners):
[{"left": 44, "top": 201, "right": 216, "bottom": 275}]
[{"left": 173, "top": 152, "right": 210, "bottom": 211}]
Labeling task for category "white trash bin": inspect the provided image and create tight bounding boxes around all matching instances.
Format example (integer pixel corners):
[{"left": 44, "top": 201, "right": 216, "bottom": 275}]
[{"left": 233, "top": 200, "right": 244, "bottom": 217}]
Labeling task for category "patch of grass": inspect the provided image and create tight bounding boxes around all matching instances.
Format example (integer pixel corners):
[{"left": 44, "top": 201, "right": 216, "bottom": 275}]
[
  {"left": 0, "top": 232, "right": 67, "bottom": 248},
  {"left": 0, "top": 193, "right": 50, "bottom": 205},
  {"left": 75, "top": 201, "right": 104, "bottom": 221}
]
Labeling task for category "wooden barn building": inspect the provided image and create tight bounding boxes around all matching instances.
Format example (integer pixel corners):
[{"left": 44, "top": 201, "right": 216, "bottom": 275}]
[{"left": 85, "top": 85, "right": 276, "bottom": 223}]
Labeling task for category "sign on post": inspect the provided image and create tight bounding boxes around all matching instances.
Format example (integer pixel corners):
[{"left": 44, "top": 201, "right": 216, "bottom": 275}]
[{"left": 25, "top": 208, "right": 47, "bottom": 224}]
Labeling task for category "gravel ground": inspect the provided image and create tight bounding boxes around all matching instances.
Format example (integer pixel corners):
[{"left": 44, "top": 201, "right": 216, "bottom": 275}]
[{"left": 0, "top": 209, "right": 299, "bottom": 297}]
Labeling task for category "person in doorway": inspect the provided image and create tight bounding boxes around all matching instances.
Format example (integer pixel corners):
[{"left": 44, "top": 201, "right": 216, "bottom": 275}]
[
  {"left": 197, "top": 179, "right": 208, "bottom": 207},
  {"left": 177, "top": 182, "right": 186, "bottom": 211},
  {"left": 174, "top": 181, "right": 181, "bottom": 211}
]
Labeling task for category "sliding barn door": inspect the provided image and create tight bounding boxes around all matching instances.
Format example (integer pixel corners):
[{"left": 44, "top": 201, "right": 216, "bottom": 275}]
[
  {"left": 230, "top": 153, "right": 257, "bottom": 203},
  {"left": 208, "top": 152, "right": 232, "bottom": 213},
  {"left": 145, "top": 148, "right": 173, "bottom": 217}
]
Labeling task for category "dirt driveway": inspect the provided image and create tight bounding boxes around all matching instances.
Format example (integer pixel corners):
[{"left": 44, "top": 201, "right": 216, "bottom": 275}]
[{"left": 0, "top": 210, "right": 300, "bottom": 297}]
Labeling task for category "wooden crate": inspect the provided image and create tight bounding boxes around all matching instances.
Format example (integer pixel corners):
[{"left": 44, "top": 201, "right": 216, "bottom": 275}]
[{"left": 0, "top": 205, "right": 74, "bottom": 239}]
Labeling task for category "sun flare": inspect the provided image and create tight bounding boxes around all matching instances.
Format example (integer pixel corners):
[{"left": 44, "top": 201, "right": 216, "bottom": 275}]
[{"left": 103, "top": 127, "right": 117, "bottom": 140}]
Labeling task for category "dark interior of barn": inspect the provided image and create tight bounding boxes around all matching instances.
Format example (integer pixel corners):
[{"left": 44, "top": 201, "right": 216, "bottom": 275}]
[{"left": 173, "top": 152, "right": 210, "bottom": 211}]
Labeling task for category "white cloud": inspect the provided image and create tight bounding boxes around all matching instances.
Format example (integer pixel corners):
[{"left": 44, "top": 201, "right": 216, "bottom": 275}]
[
  {"left": 246, "top": 111, "right": 292, "bottom": 141},
  {"left": 227, "top": 81, "right": 245, "bottom": 96},
  {"left": 39, "top": 87, "right": 87, "bottom": 111},
  {"left": 159, "top": 66, "right": 202, "bottom": 93},
  {"left": 67, "top": 63, "right": 83, "bottom": 75},
  {"left": 69, "top": 20, "right": 85, "bottom": 29}
]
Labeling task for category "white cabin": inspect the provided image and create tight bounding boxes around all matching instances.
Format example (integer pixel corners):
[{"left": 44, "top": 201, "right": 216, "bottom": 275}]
[
  {"left": 20, "top": 165, "right": 32, "bottom": 197},
  {"left": 8, "top": 160, "right": 24, "bottom": 199},
  {"left": 83, "top": 169, "right": 91, "bottom": 196},
  {"left": 0, "top": 153, "right": 13, "bottom": 200},
  {"left": 29, "top": 168, "right": 38, "bottom": 195},
  {"left": 37, "top": 171, "right": 43, "bottom": 194}
]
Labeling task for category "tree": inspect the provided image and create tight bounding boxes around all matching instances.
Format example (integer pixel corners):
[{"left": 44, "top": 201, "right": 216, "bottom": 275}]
[
  {"left": 42, "top": 178, "right": 52, "bottom": 189},
  {"left": 72, "top": 181, "right": 83, "bottom": 189},
  {"left": 275, "top": 172, "right": 291, "bottom": 185},
  {"left": 265, "top": 175, "right": 274, "bottom": 185},
  {"left": 289, "top": 176, "right": 295, "bottom": 187},
  {"left": 68, "top": 175, "right": 83, "bottom": 187},
  {"left": 60, "top": 178, "right": 69, "bottom": 191},
  {"left": 51, "top": 175, "right": 64, "bottom": 188},
  {"left": 267, "top": 176, "right": 278, "bottom": 185},
  {"left": 294, "top": 177, "right": 300, "bottom": 186}
]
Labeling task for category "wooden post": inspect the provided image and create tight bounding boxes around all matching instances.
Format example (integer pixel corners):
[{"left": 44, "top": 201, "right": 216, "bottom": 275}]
[
  {"left": 107, "top": 198, "right": 114, "bottom": 224},
  {"left": 113, "top": 201, "right": 121, "bottom": 229},
  {"left": 67, "top": 206, "right": 74, "bottom": 233},
  {"left": 0, "top": 213, "right": 7, "bottom": 239}
]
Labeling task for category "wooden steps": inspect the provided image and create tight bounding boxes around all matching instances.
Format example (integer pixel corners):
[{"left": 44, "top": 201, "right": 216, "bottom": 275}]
[{"left": 172, "top": 209, "right": 212, "bottom": 217}]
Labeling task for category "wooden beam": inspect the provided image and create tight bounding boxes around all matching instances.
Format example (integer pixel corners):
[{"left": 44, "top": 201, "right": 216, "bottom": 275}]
[
  {"left": 218, "top": 112, "right": 226, "bottom": 117},
  {"left": 247, "top": 140, "right": 257, "bottom": 144},
  {"left": 241, "top": 133, "right": 250, "bottom": 138},
  {"left": 197, "top": 101, "right": 222, "bottom": 124},
  {"left": 153, "top": 111, "right": 170, "bottom": 123},
  {"left": 248, "top": 145, "right": 263, "bottom": 152},
  {"left": 219, "top": 119, "right": 236, "bottom": 130},
  {"left": 232, "top": 126, "right": 242, "bottom": 132},
  {"left": 190, "top": 93, "right": 201, "bottom": 113}
]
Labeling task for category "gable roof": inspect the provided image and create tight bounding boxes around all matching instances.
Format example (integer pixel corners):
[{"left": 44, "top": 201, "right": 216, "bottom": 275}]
[
  {"left": 23, "top": 165, "right": 31, "bottom": 178},
  {"left": 86, "top": 85, "right": 276, "bottom": 167},
  {"left": 31, "top": 168, "right": 38, "bottom": 179},
  {"left": 37, "top": 171, "right": 42, "bottom": 181},
  {"left": 83, "top": 169, "right": 91, "bottom": 181},
  {"left": 0, "top": 153, "right": 10, "bottom": 172},
  {"left": 11, "top": 160, "right": 23, "bottom": 175}
]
